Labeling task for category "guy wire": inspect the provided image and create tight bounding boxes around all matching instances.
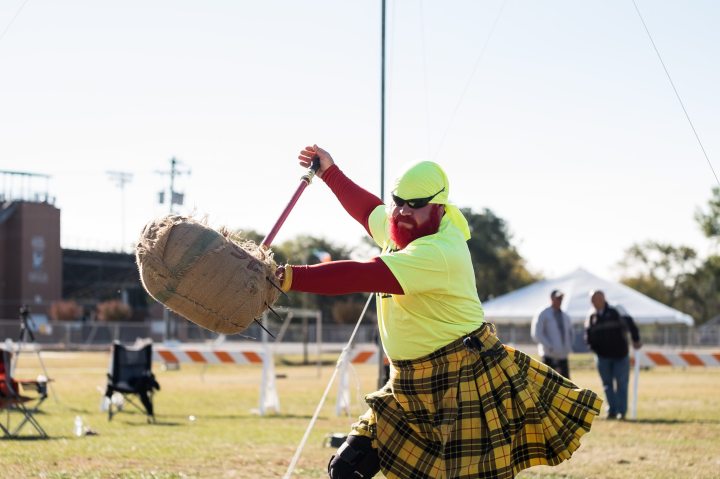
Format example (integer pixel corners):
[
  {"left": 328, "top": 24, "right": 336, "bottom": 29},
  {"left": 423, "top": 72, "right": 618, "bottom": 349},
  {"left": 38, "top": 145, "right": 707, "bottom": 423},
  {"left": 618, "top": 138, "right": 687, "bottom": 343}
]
[
  {"left": 282, "top": 292, "right": 375, "bottom": 479},
  {"left": 0, "top": 0, "right": 32, "bottom": 45},
  {"left": 632, "top": 0, "right": 719, "bottom": 187},
  {"left": 432, "top": 0, "right": 508, "bottom": 161}
]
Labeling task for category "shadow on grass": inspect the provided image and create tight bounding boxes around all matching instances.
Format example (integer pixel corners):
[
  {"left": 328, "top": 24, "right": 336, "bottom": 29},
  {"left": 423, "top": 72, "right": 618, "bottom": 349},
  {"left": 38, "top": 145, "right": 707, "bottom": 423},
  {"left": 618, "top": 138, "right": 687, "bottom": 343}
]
[
  {"left": 156, "top": 413, "right": 319, "bottom": 421},
  {"left": 101, "top": 410, "right": 321, "bottom": 423},
  {"left": 278, "top": 358, "right": 340, "bottom": 367},
  {"left": 627, "top": 418, "right": 720, "bottom": 425},
  {"left": 0, "top": 436, "right": 51, "bottom": 441},
  {"left": 62, "top": 407, "right": 93, "bottom": 414},
  {"left": 124, "top": 421, "right": 184, "bottom": 427},
  {"left": 248, "top": 413, "right": 318, "bottom": 420},
  {"left": 24, "top": 409, "right": 49, "bottom": 415}
]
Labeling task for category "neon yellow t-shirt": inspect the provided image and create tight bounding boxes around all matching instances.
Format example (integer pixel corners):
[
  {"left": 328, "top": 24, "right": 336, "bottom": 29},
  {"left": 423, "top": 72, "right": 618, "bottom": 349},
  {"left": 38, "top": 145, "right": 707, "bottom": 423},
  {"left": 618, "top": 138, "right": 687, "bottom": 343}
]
[{"left": 368, "top": 205, "right": 485, "bottom": 360}]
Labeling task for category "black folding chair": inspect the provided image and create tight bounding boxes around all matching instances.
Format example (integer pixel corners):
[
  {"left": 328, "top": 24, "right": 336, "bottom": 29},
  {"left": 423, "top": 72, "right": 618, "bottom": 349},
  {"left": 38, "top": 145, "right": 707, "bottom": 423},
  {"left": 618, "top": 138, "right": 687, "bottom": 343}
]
[
  {"left": 0, "top": 347, "right": 48, "bottom": 438},
  {"left": 104, "top": 340, "right": 160, "bottom": 423}
]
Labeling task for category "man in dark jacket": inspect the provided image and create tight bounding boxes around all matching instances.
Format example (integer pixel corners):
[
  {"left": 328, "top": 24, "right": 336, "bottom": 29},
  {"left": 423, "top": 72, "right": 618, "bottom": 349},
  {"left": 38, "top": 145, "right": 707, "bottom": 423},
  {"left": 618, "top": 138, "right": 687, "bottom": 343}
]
[{"left": 585, "top": 290, "right": 642, "bottom": 420}]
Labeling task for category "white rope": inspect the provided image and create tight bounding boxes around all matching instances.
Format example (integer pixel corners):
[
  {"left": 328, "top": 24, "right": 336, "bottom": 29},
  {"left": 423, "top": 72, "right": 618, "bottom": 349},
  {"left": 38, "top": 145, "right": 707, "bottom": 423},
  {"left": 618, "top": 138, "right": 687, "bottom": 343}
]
[
  {"left": 432, "top": 0, "right": 508, "bottom": 161},
  {"left": 632, "top": 0, "right": 719, "bottom": 187},
  {"left": 282, "top": 292, "right": 375, "bottom": 479},
  {"left": 0, "top": 0, "right": 32, "bottom": 45}
]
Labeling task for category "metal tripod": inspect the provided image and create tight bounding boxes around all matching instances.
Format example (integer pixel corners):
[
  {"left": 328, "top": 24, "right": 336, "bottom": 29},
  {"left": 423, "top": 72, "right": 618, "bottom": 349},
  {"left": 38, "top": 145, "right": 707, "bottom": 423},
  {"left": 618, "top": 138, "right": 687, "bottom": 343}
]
[{"left": 11, "top": 306, "right": 56, "bottom": 401}]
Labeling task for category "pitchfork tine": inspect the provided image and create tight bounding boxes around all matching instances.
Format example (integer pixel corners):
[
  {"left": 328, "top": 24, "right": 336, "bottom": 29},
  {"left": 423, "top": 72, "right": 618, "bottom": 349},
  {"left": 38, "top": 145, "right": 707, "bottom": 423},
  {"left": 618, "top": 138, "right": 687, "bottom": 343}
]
[
  {"left": 254, "top": 315, "right": 276, "bottom": 339},
  {"left": 266, "top": 276, "right": 288, "bottom": 297},
  {"left": 266, "top": 304, "right": 285, "bottom": 322}
]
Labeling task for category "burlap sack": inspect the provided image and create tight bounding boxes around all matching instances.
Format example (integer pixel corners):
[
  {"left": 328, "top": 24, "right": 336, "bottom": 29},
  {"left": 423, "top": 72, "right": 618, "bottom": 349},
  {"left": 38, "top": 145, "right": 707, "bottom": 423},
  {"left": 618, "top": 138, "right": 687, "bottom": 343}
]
[{"left": 136, "top": 215, "right": 281, "bottom": 334}]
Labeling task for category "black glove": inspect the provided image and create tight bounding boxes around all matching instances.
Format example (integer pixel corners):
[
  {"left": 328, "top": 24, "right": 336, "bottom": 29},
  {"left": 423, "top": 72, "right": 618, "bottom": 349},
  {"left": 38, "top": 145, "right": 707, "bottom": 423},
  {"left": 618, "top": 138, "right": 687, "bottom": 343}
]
[{"left": 327, "top": 435, "right": 380, "bottom": 479}]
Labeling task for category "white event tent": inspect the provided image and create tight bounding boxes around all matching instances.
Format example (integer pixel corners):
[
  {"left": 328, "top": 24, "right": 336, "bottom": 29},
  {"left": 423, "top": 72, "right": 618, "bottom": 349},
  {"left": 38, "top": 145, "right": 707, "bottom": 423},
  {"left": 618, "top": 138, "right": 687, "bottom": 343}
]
[{"left": 482, "top": 268, "right": 694, "bottom": 326}]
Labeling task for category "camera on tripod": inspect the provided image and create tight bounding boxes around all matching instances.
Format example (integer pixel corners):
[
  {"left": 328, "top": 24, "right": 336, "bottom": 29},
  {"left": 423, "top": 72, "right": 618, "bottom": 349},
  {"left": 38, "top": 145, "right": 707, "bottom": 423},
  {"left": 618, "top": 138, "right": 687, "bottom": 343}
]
[{"left": 18, "top": 304, "right": 36, "bottom": 343}]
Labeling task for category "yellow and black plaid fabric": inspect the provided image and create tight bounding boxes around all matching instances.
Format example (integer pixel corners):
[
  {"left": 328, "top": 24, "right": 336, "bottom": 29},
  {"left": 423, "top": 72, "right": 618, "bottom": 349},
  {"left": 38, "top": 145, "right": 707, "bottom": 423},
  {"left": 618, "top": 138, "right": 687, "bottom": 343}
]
[{"left": 350, "top": 323, "right": 602, "bottom": 479}]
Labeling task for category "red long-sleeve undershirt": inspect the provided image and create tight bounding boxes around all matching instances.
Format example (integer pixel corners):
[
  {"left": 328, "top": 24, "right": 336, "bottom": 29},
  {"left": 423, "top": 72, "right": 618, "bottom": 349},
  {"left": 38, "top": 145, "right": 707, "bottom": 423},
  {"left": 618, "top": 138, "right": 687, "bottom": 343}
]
[
  {"left": 291, "top": 258, "right": 403, "bottom": 295},
  {"left": 289, "top": 165, "right": 404, "bottom": 296}
]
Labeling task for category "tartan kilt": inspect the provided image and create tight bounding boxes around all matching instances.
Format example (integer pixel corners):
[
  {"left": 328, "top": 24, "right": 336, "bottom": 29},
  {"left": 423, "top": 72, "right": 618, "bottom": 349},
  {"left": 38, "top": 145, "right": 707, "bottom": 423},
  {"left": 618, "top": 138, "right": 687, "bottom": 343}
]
[{"left": 350, "top": 323, "right": 602, "bottom": 479}]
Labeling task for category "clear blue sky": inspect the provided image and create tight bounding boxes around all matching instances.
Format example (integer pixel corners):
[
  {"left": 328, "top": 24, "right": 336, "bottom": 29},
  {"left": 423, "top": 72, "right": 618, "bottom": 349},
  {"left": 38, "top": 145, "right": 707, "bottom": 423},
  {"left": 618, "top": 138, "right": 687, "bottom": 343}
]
[{"left": 1, "top": 0, "right": 718, "bottom": 281}]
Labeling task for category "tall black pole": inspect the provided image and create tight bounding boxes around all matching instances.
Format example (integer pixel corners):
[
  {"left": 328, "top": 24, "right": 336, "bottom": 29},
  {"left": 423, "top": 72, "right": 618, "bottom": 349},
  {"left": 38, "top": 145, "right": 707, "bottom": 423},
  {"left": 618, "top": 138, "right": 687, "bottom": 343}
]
[
  {"left": 378, "top": 0, "right": 387, "bottom": 389},
  {"left": 380, "top": 0, "right": 386, "bottom": 201}
]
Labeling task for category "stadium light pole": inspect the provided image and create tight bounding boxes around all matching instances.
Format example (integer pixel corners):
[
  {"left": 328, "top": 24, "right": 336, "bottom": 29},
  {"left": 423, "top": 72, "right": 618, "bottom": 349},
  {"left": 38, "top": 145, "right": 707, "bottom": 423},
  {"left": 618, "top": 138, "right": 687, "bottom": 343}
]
[{"left": 106, "top": 171, "right": 133, "bottom": 252}]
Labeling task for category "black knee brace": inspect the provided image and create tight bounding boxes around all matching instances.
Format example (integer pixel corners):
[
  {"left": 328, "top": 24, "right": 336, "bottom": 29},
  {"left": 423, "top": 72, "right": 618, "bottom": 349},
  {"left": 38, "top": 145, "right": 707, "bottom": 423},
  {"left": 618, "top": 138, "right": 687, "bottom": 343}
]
[{"left": 327, "top": 435, "right": 380, "bottom": 479}]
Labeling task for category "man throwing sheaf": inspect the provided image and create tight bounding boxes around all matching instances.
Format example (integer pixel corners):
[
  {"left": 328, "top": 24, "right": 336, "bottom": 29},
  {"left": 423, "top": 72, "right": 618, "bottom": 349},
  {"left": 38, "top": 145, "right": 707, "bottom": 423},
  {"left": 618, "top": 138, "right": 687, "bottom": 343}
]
[{"left": 276, "top": 145, "right": 602, "bottom": 479}]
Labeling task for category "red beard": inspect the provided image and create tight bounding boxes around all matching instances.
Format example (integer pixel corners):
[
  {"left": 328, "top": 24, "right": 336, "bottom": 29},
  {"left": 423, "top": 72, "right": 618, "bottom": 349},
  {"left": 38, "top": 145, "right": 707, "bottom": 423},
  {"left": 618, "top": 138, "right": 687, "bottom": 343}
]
[{"left": 389, "top": 209, "right": 442, "bottom": 250}]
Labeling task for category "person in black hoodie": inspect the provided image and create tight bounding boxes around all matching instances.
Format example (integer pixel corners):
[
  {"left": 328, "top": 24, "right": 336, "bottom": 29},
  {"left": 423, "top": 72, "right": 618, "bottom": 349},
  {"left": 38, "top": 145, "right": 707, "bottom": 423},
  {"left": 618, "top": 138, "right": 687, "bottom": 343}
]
[{"left": 585, "top": 290, "right": 642, "bottom": 420}]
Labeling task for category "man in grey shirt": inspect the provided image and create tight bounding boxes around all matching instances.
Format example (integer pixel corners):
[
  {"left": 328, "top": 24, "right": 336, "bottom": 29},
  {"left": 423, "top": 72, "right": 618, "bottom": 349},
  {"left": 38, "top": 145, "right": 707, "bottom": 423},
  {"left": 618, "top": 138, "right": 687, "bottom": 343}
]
[{"left": 531, "top": 289, "right": 574, "bottom": 378}]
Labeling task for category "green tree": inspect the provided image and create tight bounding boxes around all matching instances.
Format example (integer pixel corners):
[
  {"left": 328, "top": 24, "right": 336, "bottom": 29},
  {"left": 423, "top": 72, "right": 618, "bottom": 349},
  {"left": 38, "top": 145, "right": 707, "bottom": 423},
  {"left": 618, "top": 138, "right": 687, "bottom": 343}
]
[
  {"left": 618, "top": 241, "right": 698, "bottom": 307},
  {"left": 230, "top": 228, "right": 288, "bottom": 266},
  {"left": 231, "top": 227, "right": 368, "bottom": 324},
  {"left": 618, "top": 188, "right": 720, "bottom": 324},
  {"left": 689, "top": 187, "right": 720, "bottom": 323},
  {"left": 463, "top": 208, "right": 540, "bottom": 300},
  {"left": 676, "top": 255, "right": 720, "bottom": 324},
  {"left": 273, "top": 234, "right": 362, "bottom": 323},
  {"left": 694, "top": 186, "right": 720, "bottom": 241}
]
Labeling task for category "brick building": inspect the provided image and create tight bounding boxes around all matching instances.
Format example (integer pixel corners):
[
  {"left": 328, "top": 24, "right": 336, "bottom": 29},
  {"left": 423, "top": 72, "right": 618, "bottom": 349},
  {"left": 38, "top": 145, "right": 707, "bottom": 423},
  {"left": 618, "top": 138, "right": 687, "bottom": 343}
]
[{"left": 1, "top": 171, "right": 146, "bottom": 321}]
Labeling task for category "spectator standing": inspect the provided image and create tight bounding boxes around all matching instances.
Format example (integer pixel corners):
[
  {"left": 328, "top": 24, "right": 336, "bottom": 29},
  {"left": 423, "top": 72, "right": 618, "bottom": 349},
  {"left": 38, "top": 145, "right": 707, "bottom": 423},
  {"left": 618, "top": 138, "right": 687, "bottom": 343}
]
[
  {"left": 531, "top": 289, "right": 574, "bottom": 378},
  {"left": 585, "top": 290, "right": 642, "bottom": 420}
]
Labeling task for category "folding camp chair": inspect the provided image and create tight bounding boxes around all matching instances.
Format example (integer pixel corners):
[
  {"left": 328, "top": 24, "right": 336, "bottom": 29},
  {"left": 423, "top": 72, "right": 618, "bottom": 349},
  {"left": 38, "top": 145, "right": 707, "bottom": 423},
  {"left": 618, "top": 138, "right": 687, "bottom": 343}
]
[
  {"left": 0, "top": 347, "right": 48, "bottom": 438},
  {"left": 104, "top": 340, "right": 160, "bottom": 423}
]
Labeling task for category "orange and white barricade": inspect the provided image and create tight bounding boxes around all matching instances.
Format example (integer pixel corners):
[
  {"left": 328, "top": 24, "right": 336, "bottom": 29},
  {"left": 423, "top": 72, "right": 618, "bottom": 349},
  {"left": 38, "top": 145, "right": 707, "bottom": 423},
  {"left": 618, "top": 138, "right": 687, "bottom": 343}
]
[
  {"left": 335, "top": 345, "right": 390, "bottom": 416},
  {"left": 335, "top": 346, "right": 377, "bottom": 416},
  {"left": 153, "top": 343, "right": 279, "bottom": 415},
  {"left": 259, "top": 342, "right": 280, "bottom": 415},
  {"left": 349, "top": 346, "right": 390, "bottom": 366},
  {"left": 631, "top": 349, "right": 720, "bottom": 420},
  {"left": 153, "top": 347, "right": 264, "bottom": 365},
  {"left": 634, "top": 350, "right": 720, "bottom": 368},
  {"left": 336, "top": 351, "right": 352, "bottom": 416}
]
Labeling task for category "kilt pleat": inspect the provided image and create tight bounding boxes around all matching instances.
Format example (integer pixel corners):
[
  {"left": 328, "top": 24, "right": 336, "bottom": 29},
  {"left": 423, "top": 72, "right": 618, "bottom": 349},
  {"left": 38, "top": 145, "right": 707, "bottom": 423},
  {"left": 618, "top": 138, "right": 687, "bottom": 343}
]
[{"left": 351, "top": 323, "right": 602, "bottom": 479}]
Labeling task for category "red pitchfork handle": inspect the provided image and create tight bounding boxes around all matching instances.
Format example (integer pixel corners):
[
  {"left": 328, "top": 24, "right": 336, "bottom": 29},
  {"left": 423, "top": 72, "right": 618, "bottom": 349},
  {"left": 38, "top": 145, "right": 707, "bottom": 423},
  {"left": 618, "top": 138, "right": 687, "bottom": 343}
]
[{"left": 260, "top": 157, "right": 320, "bottom": 249}]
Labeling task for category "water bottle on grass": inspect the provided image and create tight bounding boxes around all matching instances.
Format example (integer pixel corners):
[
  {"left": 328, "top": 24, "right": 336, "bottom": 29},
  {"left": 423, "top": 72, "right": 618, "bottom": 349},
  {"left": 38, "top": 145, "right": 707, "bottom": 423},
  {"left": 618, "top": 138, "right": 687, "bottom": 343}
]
[{"left": 74, "top": 416, "right": 84, "bottom": 437}]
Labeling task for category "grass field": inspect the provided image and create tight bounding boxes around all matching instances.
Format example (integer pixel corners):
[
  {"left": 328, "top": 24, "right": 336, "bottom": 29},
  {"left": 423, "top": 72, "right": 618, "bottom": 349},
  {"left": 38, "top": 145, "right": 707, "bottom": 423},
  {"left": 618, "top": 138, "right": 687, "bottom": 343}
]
[{"left": 2, "top": 349, "right": 719, "bottom": 478}]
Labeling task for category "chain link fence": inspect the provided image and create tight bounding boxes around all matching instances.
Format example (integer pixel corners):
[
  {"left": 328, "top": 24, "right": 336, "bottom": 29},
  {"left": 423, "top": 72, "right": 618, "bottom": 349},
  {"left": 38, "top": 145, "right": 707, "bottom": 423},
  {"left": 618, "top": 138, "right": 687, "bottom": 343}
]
[{"left": 1, "top": 317, "right": 717, "bottom": 350}]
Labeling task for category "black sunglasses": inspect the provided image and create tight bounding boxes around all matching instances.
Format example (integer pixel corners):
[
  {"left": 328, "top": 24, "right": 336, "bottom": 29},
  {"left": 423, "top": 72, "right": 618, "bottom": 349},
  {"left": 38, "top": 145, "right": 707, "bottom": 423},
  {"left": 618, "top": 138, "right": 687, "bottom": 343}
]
[{"left": 392, "top": 187, "right": 445, "bottom": 209}]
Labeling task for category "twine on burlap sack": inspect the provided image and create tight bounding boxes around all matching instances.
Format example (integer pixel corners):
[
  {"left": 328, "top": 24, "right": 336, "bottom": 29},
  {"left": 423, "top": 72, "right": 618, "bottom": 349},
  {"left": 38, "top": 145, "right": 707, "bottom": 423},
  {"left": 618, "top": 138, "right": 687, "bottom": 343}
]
[{"left": 136, "top": 215, "right": 281, "bottom": 335}]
